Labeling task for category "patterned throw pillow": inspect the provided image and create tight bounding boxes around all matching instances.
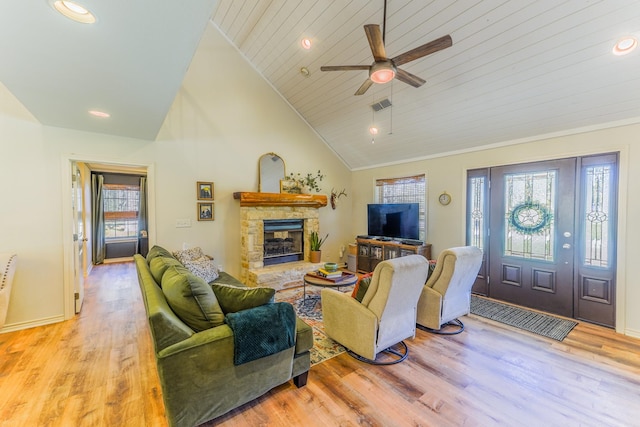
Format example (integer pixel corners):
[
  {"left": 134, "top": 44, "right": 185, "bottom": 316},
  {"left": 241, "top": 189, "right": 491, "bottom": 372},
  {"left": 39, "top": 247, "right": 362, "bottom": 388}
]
[
  {"left": 183, "top": 256, "right": 219, "bottom": 283},
  {"left": 173, "top": 247, "right": 205, "bottom": 264}
]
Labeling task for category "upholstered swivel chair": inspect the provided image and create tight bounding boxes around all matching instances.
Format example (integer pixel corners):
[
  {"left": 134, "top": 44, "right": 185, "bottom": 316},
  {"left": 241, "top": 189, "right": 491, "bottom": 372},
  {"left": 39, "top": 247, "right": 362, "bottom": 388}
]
[
  {"left": 0, "top": 253, "right": 18, "bottom": 329},
  {"left": 416, "top": 246, "right": 482, "bottom": 334},
  {"left": 321, "top": 255, "right": 430, "bottom": 364}
]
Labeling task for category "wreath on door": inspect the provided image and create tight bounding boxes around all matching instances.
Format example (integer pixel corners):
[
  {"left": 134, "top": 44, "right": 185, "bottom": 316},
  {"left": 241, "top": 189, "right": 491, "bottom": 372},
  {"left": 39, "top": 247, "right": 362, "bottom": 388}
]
[{"left": 508, "top": 201, "right": 552, "bottom": 234}]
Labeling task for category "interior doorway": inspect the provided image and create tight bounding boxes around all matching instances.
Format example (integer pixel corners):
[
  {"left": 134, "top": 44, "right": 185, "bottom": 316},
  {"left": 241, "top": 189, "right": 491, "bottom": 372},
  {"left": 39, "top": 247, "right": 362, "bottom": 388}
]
[
  {"left": 62, "top": 157, "right": 154, "bottom": 320},
  {"left": 467, "top": 153, "right": 618, "bottom": 327}
]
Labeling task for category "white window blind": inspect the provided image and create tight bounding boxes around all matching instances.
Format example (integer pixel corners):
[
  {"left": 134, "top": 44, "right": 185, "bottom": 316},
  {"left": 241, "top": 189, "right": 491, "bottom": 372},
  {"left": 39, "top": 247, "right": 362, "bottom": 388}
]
[
  {"left": 375, "top": 174, "right": 426, "bottom": 241},
  {"left": 103, "top": 184, "right": 140, "bottom": 239}
]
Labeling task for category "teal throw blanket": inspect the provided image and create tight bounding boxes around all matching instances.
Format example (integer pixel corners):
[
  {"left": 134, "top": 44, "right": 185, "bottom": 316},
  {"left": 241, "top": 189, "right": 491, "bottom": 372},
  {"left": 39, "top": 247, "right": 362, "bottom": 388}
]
[{"left": 225, "top": 302, "right": 296, "bottom": 365}]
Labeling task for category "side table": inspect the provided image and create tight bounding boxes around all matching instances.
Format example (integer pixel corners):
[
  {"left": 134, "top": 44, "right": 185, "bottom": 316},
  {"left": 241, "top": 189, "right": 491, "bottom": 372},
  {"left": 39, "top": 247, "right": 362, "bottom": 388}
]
[{"left": 302, "top": 272, "right": 358, "bottom": 304}]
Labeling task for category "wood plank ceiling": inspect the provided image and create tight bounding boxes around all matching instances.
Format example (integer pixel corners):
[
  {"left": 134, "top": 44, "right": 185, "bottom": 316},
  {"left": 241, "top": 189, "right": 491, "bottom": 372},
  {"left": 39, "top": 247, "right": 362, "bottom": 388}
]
[{"left": 211, "top": 0, "right": 640, "bottom": 169}]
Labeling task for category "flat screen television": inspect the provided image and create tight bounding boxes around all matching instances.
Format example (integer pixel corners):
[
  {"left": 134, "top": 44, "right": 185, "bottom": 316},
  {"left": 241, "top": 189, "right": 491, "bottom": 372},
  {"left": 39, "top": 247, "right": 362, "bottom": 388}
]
[{"left": 367, "top": 203, "right": 420, "bottom": 240}]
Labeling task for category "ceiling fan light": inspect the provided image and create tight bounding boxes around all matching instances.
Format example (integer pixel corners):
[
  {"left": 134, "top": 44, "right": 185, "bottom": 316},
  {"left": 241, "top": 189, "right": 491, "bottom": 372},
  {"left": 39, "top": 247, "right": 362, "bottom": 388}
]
[
  {"left": 371, "top": 69, "right": 395, "bottom": 84},
  {"left": 370, "top": 61, "right": 397, "bottom": 84}
]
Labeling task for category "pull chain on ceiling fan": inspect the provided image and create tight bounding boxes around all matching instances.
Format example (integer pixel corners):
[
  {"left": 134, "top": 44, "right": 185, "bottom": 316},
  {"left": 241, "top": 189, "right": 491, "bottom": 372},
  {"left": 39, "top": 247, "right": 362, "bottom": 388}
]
[{"left": 321, "top": 0, "right": 452, "bottom": 96}]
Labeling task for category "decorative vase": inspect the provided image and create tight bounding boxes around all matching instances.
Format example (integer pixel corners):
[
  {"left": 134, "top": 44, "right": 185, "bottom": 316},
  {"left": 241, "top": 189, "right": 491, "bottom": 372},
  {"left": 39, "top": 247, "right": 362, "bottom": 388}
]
[{"left": 310, "top": 250, "right": 321, "bottom": 263}]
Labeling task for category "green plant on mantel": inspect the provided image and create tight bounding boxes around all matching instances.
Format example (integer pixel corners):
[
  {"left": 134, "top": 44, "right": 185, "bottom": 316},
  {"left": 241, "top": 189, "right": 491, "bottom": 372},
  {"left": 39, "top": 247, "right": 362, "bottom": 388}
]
[
  {"left": 309, "top": 231, "right": 328, "bottom": 251},
  {"left": 284, "top": 170, "right": 325, "bottom": 193}
]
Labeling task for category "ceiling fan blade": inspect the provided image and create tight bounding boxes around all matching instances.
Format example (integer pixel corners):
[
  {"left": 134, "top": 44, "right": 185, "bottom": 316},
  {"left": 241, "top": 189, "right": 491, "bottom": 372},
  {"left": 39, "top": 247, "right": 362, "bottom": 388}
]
[
  {"left": 391, "top": 35, "right": 452, "bottom": 66},
  {"left": 395, "top": 68, "right": 426, "bottom": 88},
  {"left": 354, "top": 79, "right": 374, "bottom": 96},
  {"left": 364, "top": 24, "right": 387, "bottom": 61},
  {"left": 321, "top": 65, "right": 371, "bottom": 72}
]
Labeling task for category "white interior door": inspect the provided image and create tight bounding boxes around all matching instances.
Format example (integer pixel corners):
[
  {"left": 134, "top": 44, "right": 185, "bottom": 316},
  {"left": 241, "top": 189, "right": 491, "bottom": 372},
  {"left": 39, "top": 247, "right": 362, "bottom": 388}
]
[{"left": 72, "top": 163, "right": 85, "bottom": 313}]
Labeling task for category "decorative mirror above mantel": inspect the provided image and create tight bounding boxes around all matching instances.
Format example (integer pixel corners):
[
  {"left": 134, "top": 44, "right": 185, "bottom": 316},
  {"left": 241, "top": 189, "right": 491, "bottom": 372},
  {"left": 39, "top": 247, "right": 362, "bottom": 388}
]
[{"left": 258, "top": 153, "right": 285, "bottom": 193}]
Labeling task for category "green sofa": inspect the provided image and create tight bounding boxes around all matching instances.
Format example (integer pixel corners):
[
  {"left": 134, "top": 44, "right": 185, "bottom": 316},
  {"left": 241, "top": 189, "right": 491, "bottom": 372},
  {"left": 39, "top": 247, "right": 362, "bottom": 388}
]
[{"left": 134, "top": 246, "right": 312, "bottom": 427}]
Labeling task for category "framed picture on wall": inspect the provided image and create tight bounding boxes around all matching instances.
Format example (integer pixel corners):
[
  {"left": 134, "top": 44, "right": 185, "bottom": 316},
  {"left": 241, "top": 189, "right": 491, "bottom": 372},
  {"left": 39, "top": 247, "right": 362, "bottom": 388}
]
[
  {"left": 198, "top": 202, "right": 214, "bottom": 221},
  {"left": 197, "top": 181, "right": 214, "bottom": 200}
]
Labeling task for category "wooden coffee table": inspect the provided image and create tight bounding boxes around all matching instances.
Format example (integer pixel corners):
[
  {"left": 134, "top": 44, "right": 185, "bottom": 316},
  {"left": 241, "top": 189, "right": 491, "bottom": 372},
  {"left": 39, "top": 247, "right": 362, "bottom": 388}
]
[{"left": 302, "top": 271, "right": 358, "bottom": 303}]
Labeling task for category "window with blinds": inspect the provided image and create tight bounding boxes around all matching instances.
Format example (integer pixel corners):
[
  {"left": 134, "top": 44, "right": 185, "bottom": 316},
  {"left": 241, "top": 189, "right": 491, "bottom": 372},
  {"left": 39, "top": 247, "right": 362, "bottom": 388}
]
[
  {"left": 374, "top": 174, "right": 426, "bottom": 241},
  {"left": 103, "top": 184, "right": 140, "bottom": 239}
]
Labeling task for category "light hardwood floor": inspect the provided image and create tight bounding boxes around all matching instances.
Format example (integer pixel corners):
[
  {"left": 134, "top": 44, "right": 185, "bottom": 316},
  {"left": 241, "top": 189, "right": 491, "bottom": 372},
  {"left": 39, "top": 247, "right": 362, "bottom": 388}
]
[{"left": 1, "top": 262, "right": 639, "bottom": 427}]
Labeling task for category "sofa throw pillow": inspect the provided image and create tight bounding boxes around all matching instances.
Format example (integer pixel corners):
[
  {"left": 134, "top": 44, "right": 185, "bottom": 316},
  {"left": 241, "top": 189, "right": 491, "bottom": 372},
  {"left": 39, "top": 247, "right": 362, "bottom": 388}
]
[
  {"left": 146, "top": 245, "right": 175, "bottom": 263},
  {"left": 211, "top": 271, "right": 246, "bottom": 288},
  {"left": 173, "top": 247, "right": 205, "bottom": 264},
  {"left": 211, "top": 283, "right": 275, "bottom": 314},
  {"left": 161, "top": 265, "right": 224, "bottom": 331},
  {"left": 149, "top": 256, "right": 183, "bottom": 285},
  {"left": 183, "top": 256, "right": 219, "bottom": 283},
  {"left": 351, "top": 273, "right": 373, "bottom": 302}
]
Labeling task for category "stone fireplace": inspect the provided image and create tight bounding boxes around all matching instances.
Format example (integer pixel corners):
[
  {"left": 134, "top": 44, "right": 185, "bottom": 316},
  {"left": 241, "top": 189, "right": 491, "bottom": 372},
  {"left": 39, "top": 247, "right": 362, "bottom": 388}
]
[{"left": 233, "top": 192, "right": 327, "bottom": 290}]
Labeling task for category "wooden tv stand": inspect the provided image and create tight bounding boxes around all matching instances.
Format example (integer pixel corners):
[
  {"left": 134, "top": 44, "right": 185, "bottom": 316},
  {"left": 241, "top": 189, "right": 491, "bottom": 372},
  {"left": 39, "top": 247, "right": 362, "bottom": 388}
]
[{"left": 356, "top": 238, "right": 432, "bottom": 273}]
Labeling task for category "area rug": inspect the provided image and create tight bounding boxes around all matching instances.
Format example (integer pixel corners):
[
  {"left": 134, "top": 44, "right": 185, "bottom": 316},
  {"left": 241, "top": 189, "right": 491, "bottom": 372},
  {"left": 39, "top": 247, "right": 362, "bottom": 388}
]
[
  {"left": 470, "top": 295, "right": 578, "bottom": 341},
  {"left": 275, "top": 286, "right": 352, "bottom": 366}
]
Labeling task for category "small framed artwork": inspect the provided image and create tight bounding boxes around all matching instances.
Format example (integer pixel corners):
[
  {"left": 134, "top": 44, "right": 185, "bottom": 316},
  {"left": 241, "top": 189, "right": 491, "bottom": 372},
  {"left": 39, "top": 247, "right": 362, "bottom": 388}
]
[
  {"left": 280, "top": 179, "right": 301, "bottom": 194},
  {"left": 198, "top": 202, "right": 214, "bottom": 221},
  {"left": 197, "top": 181, "right": 214, "bottom": 200}
]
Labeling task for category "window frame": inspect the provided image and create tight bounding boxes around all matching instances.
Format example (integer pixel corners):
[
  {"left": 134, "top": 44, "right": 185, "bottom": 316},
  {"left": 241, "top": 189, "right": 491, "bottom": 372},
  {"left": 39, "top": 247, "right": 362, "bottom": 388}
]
[
  {"left": 103, "top": 183, "right": 140, "bottom": 240},
  {"left": 374, "top": 174, "right": 427, "bottom": 242}
]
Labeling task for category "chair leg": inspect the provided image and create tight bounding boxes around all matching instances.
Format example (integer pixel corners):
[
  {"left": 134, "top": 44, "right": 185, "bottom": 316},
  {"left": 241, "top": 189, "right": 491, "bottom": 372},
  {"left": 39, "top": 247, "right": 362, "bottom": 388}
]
[
  {"left": 417, "top": 318, "right": 465, "bottom": 335},
  {"left": 346, "top": 341, "right": 409, "bottom": 365}
]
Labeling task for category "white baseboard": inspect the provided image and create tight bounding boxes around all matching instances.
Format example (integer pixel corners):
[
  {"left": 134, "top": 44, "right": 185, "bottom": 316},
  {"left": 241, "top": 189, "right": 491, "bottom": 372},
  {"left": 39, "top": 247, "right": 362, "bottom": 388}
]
[
  {"left": 624, "top": 327, "right": 640, "bottom": 339},
  {"left": 0, "top": 315, "right": 65, "bottom": 334},
  {"left": 103, "top": 256, "right": 134, "bottom": 264}
]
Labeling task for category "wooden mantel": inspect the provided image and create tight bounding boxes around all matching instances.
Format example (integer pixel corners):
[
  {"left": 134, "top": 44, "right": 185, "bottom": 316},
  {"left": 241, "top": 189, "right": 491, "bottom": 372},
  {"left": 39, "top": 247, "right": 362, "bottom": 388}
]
[{"left": 233, "top": 192, "right": 327, "bottom": 208}]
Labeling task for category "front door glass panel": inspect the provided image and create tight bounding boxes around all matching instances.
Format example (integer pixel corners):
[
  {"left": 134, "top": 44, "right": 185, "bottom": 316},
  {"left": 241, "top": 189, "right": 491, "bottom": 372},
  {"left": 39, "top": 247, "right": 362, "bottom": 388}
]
[
  {"left": 469, "top": 176, "right": 485, "bottom": 249},
  {"left": 503, "top": 170, "right": 556, "bottom": 261},
  {"left": 583, "top": 165, "right": 611, "bottom": 268}
]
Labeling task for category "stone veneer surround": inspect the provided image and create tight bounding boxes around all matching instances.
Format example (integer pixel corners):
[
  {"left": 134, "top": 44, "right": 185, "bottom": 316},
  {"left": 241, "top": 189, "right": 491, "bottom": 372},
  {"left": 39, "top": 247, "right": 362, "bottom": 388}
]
[{"left": 234, "top": 192, "right": 328, "bottom": 290}]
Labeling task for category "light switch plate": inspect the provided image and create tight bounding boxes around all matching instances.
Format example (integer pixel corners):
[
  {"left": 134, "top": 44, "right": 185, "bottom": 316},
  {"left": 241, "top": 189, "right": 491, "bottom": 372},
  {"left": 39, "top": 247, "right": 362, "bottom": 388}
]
[{"left": 176, "top": 219, "right": 191, "bottom": 228}]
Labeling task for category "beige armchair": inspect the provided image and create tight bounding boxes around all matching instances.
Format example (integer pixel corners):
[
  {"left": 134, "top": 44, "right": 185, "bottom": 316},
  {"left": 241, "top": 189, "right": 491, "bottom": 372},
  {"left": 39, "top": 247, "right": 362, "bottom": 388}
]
[
  {"left": 0, "top": 253, "right": 18, "bottom": 329},
  {"left": 321, "top": 255, "right": 429, "bottom": 364},
  {"left": 416, "top": 246, "right": 482, "bottom": 334}
]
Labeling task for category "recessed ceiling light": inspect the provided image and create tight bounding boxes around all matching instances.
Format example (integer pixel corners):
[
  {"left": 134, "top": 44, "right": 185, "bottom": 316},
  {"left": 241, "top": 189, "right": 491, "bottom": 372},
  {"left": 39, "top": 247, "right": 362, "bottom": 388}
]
[
  {"left": 301, "top": 38, "right": 312, "bottom": 50},
  {"left": 89, "top": 110, "right": 110, "bottom": 118},
  {"left": 612, "top": 36, "right": 637, "bottom": 56},
  {"left": 300, "top": 67, "right": 310, "bottom": 77},
  {"left": 52, "top": 1, "right": 96, "bottom": 24}
]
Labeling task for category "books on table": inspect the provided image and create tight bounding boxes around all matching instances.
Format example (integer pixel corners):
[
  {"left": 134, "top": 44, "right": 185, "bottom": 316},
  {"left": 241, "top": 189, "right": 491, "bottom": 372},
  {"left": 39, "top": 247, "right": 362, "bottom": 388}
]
[{"left": 317, "top": 268, "right": 342, "bottom": 279}]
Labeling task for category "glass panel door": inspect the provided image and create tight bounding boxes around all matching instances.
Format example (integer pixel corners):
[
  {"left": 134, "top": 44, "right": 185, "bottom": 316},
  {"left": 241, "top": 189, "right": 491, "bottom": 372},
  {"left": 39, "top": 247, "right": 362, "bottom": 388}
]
[{"left": 489, "top": 158, "right": 575, "bottom": 317}]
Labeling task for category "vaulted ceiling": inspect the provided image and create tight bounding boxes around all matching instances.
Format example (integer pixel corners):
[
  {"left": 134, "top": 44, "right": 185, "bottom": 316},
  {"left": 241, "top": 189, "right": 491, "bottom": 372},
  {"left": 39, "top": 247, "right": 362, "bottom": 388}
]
[{"left": 2, "top": 1, "right": 640, "bottom": 170}]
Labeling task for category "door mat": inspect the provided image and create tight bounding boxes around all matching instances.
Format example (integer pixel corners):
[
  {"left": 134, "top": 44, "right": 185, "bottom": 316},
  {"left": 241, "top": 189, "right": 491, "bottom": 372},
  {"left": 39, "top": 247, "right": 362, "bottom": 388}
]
[{"left": 470, "top": 295, "right": 578, "bottom": 341}]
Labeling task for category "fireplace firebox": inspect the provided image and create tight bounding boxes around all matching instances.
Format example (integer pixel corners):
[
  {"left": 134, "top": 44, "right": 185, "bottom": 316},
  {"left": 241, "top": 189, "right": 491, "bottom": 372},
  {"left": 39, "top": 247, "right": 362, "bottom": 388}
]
[{"left": 263, "top": 219, "right": 304, "bottom": 266}]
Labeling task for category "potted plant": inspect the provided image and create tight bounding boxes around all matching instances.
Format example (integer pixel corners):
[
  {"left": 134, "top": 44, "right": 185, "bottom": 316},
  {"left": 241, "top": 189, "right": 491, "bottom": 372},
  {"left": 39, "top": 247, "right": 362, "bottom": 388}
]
[
  {"left": 283, "top": 170, "right": 325, "bottom": 193},
  {"left": 309, "top": 231, "right": 328, "bottom": 263}
]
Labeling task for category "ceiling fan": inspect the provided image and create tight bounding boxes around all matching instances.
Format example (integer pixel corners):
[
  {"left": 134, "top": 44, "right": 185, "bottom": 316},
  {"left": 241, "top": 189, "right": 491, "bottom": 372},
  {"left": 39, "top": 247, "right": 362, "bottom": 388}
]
[{"left": 320, "top": 0, "right": 452, "bottom": 96}]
